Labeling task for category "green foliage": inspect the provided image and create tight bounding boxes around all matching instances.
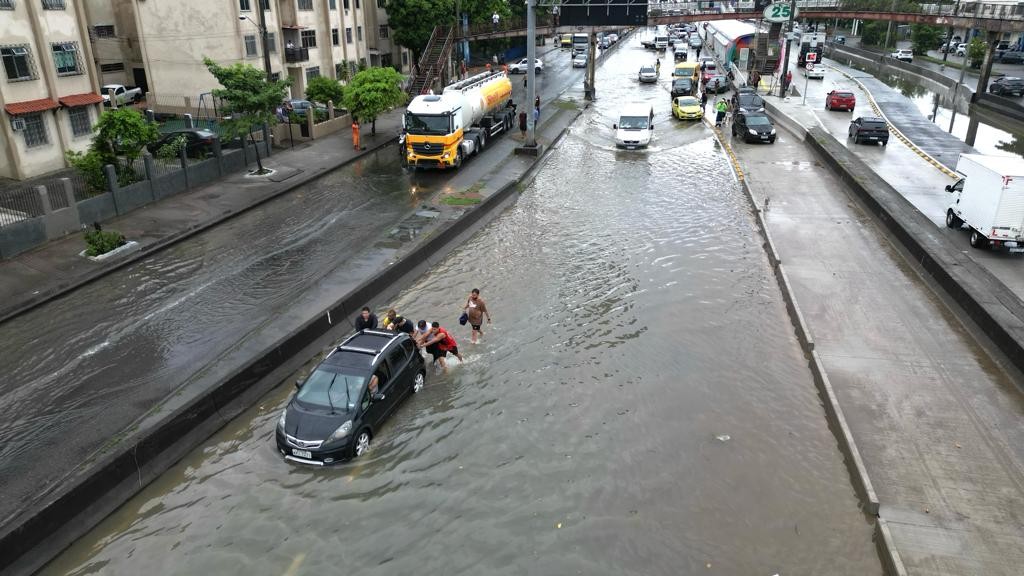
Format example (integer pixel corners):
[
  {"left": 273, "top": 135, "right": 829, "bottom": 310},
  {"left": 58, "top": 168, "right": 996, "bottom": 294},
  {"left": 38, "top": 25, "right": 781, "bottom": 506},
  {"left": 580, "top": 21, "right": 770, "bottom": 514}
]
[
  {"left": 64, "top": 149, "right": 108, "bottom": 194},
  {"left": 343, "top": 67, "right": 407, "bottom": 126},
  {"left": 306, "top": 76, "right": 345, "bottom": 106},
  {"left": 155, "top": 134, "right": 187, "bottom": 161},
  {"left": 203, "top": 58, "right": 291, "bottom": 140},
  {"left": 336, "top": 62, "right": 350, "bottom": 82},
  {"left": 384, "top": 0, "right": 453, "bottom": 62},
  {"left": 313, "top": 108, "right": 330, "bottom": 123},
  {"left": 910, "top": 25, "right": 942, "bottom": 55},
  {"left": 860, "top": 21, "right": 889, "bottom": 48},
  {"left": 84, "top": 228, "right": 126, "bottom": 257},
  {"left": 967, "top": 38, "right": 986, "bottom": 68}
]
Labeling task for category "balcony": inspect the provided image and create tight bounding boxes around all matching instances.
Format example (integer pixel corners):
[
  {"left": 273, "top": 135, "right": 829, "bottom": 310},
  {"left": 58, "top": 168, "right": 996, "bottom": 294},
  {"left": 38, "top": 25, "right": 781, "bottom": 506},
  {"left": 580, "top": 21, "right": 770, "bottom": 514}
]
[{"left": 285, "top": 47, "right": 309, "bottom": 63}]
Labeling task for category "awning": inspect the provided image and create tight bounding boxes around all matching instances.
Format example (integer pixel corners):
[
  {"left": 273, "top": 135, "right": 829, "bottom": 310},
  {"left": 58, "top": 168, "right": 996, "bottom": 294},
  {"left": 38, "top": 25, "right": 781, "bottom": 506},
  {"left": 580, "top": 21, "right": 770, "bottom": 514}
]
[
  {"left": 281, "top": 24, "right": 308, "bottom": 29},
  {"left": 4, "top": 98, "right": 59, "bottom": 116},
  {"left": 59, "top": 92, "right": 104, "bottom": 107}
]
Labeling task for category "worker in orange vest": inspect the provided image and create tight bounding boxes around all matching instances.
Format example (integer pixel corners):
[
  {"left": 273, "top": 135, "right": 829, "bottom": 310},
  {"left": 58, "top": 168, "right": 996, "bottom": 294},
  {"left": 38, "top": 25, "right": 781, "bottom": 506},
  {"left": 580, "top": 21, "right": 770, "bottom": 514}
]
[{"left": 351, "top": 120, "right": 360, "bottom": 150}]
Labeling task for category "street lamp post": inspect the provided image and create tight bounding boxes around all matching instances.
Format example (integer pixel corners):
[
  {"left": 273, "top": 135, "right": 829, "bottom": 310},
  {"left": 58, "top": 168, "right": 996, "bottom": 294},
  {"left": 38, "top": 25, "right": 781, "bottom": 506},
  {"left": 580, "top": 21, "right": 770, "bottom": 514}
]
[{"left": 240, "top": 12, "right": 273, "bottom": 81}]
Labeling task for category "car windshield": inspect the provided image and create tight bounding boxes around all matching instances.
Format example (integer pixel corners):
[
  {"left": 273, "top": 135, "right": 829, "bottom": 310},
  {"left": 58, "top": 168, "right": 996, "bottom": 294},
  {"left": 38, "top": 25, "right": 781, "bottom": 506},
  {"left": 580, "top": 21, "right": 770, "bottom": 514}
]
[
  {"left": 640, "top": 67, "right": 655, "bottom": 74},
  {"left": 405, "top": 112, "right": 450, "bottom": 135},
  {"left": 835, "top": 92, "right": 854, "bottom": 98},
  {"left": 745, "top": 115, "right": 771, "bottom": 126},
  {"left": 677, "top": 97, "right": 698, "bottom": 106},
  {"left": 296, "top": 368, "right": 365, "bottom": 411},
  {"left": 619, "top": 115, "right": 650, "bottom": 129},
  {"left": 863, "top": 121, "right": 887, "bottom": 129},
  {"left": 739, "top": 94, "right": 765, "bottom": 107}
]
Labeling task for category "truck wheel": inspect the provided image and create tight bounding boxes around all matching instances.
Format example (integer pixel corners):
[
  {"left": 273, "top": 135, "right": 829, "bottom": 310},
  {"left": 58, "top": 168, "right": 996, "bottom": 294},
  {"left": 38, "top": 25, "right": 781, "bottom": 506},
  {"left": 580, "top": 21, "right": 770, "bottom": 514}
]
[
  {"left": 945, "top": 210, "right": 962, "bottom": 229},
  {"left": 454, "top": 149, "right": 463, "bottom": 168},
  {"left": 970, "top": 229, "right": 988, "bottom": 249}
]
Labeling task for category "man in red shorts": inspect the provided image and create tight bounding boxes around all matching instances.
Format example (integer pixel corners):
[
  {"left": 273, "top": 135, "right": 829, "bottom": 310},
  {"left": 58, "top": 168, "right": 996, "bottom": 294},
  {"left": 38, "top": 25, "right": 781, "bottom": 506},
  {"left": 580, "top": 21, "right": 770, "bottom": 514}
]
[{"left": 423, "top": 322, "right": 464, "bottom": 370}]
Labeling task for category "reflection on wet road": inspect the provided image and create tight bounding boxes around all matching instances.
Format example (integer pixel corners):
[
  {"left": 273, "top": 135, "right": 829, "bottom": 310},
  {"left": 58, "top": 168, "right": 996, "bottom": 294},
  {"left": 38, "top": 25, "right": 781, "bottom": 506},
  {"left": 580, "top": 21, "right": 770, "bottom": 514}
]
[{"left": 42, "top": 35, "right": 880, "bottom": 576}]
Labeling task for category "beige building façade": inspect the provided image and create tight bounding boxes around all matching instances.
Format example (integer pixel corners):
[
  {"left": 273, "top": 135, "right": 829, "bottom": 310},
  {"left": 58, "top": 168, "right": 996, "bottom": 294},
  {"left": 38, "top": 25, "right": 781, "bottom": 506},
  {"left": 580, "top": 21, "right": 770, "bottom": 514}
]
[{"left": 0, "top": 0, "right": 103, "bottom": 180}]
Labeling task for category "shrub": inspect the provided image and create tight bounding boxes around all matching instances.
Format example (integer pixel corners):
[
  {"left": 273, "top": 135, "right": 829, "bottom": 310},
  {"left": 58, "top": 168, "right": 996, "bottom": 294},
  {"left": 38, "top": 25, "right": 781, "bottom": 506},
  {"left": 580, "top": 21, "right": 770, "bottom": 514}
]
[
  {"left": 65, "top": 149, "right": 109, "bottom": 194},
  {"left": 155, "top": 134, "right": 188, "bottom": 161},
  {"left": 84, "top": 228, "right": 126, "bottom": 257}
]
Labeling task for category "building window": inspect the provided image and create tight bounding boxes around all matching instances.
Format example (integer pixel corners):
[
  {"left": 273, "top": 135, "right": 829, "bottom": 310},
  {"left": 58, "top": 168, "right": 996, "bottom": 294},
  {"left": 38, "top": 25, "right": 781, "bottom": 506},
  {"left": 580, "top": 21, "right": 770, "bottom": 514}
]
[
  {"left": 357, "top": 26, "right": 362, "bottom": 41},
  {"left": 267, "top": 32, "right": 277, "bottom": 53},
  {"left": 343, "top": 0, "right": 349, "bottom": 9},
  {"left": 355, "top": 0, "right": 360, "bottom": 8},
  {"left": 51, "top": 42, "right": 81, "bottom": 75},
  {"left": 378, "top": 25, "right": 389, "bottom": 39},
  {"left": 300, "top": 30, "right": 316, "bottom": 48},
  {"left": 270, "top": 71, "right": 280, "bottom": 81},
  {"left": 381, "top": 53, "right": 392, "bottom": 68},
  {"left": 297, "top": 0, "right": 312, "bottom": 9},
  {"left": 345, "top": 27, "right": 353, "bottom": 43},
  {"left": 402, "top": 51, "right": 408, "bottom": 65},
  {"left": 94, "top": 25, "right": 115, "bottom": 38},
  {"left": 2, "top": 45, "right": 35, "bottom": 81},
  {"left": 332, "top": 28, "right": 339, "bottom": 46},
  {"left": 377, "top": 0, "right": 385, "bottom": 7},
  {"left": 244, "top": 35, "right": 258, "bottom": 57},
  {"left": 329, "top": 0, "right": 336, "bottom": 8},
  {"left": 99, "top": 62, "right": 124, "bottom": 72},
  {"left": 21, "top": 113, "right": 48, "bottom": 148},
  {"left": 259, "top": 0, "right": 269, "bottom": 10},
  {"left": 305, "top": 66, "right": 320, "bottom": 81},
  {"left": 0, "top": 0, "right": 14, "bottom": 9},
  {"left": 41, "top": 0, "right": 64, "bottom": 9},
  {"left": 348, "top": 61, "right": 357, "bottom": 77},
  {"left": 239, "top": 0, "right": 250, "bottom": 10},
  {"left": 68, "top": 106, "right": 91, "bottom": 137}
]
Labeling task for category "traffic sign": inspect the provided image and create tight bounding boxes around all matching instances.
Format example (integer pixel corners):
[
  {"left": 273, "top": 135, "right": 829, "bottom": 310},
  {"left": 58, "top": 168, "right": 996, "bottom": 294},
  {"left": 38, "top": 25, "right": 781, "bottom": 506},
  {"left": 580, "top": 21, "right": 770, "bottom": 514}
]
[
  {"left": 763, "top": 2, "right": 797, "bottom": 24},
  {"left": 806, "top": 52, "right": 818, "bottom": 62}
]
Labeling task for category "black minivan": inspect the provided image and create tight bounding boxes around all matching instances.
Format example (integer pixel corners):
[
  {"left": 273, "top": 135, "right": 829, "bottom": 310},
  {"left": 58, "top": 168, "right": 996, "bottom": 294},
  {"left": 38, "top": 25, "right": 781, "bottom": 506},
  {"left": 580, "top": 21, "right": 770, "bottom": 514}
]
[{"left": 276, "top": 330, "right": 426, "bottom": 464}]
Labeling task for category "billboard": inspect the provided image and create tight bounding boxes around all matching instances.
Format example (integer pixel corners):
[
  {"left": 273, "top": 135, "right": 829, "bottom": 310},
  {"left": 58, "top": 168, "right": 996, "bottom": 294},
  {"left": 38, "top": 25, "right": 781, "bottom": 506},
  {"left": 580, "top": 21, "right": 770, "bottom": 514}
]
[{"left": 560, "top": 1, "right": 649, "bottom": 26}]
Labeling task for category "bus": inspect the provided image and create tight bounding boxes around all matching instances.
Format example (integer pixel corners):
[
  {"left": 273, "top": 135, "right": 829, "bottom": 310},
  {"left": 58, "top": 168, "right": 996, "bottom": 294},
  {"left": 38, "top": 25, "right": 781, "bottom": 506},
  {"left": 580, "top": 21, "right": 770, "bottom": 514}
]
[{"left": 654, "top": 26, "right": 670, "bottom": 50}]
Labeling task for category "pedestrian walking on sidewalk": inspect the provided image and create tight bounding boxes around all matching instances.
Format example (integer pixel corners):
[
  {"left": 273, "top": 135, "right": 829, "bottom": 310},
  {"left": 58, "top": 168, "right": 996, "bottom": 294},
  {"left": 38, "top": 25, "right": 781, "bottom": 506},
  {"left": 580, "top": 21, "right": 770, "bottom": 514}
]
[
  {"left": 749, "top": 70, "right": 761, "bottom": 92},
  {"left": 532, "top": 106, "right": 540, "bottom": 127},
  {"left": 463, "top": 288, "right": 491, "bottom": 344},
  {"left": 534, "top": 95, "right": 540, "bottom": 111},
  {"left": 715, "top": 98, "right": 727, "bottom": 128},
  {"left": 785, "top": 70, "right": 793, "bottom": 94},
  {"left": 493, "top": 12, "right": 500, "bottom": 30},
  {"left": 519, "top": 110, "right": 527, "bottom": 138},
  {"left": 700, "top": 90, "right": 708, "bottom": 111},
  {"left": 696, "top": 45, "right": 702, "bottom": 59},
  {"left": 351, "top": 121, "right": 361, "bottom": 150}
]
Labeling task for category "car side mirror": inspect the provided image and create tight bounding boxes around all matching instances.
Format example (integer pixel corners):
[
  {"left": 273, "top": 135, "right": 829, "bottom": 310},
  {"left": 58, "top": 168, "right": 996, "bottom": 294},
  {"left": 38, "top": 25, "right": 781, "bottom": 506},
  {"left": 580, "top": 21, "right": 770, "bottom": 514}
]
[
  {"left": 372, "top": 392, "right": 386, "bottom": 402},
  {"left": 650, "top": 124, "right": 654, "bottom": 129},
  {"left": 295, "top": 379, "right": 303, "bottom": 389},
  {"left": 945, "top": 184, "right": 953, "bottom": 192},
  {"left": 612, "top": 123, "right": 617, "bottom": 129}
]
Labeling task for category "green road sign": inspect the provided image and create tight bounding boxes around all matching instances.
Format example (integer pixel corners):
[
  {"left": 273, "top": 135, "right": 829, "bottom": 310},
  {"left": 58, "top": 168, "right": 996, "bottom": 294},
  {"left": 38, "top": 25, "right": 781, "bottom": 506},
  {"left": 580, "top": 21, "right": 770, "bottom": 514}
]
[{"left": 763, "top": 2, "right": 797, "bottom": 23}]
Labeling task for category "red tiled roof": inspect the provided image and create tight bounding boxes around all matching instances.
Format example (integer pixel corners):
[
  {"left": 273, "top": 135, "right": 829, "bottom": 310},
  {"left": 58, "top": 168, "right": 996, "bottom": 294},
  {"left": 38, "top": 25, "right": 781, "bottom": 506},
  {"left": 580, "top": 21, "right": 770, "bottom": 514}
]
[
  {"left": 59, "top": 92, "right": 104, "bottom": 107},
  {"left": 4, "top": 98, "right": 59, "bottom": 116}
]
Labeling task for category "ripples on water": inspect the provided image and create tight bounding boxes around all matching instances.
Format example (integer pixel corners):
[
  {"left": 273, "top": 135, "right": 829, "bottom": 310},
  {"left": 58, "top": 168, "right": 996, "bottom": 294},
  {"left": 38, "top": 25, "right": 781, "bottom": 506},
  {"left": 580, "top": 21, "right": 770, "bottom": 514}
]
[{"left": 43, "top": 116, "right": 880, "bottom": 575}]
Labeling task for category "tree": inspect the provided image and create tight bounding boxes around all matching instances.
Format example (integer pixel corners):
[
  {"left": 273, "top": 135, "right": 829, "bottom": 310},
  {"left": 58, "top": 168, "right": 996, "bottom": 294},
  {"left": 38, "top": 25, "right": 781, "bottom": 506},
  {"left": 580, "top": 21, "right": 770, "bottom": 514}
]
[
  {"left": 67, "top": 107, "right": 159, "bottom": 189},
  {"left": 343, "top": 67, "right": 407, "bottom": 135},
  {"left": 910, "top": 24, "right": 942, "bottom": 55},
  {"left": 967, "top": 38, "right": 986, "bottom": 68},
  {"left": 384, "top": 0, "right": 453, "bottom": 64},
  {"left": 203, "top": 57, "right": 290, "bottom": 174},
  {"left": 860, "top": 21, "right": 888, "bottom": 48},
  {"left": 306, "top": 76, "right": 345, "bottom": 107}
]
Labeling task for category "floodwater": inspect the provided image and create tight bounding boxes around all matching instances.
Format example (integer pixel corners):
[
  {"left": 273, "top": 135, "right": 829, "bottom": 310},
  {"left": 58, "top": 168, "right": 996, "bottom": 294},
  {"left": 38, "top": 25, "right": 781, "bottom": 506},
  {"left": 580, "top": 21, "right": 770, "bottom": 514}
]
[{"left": 41, "top": 35, "right": 880, "bottom": 575}]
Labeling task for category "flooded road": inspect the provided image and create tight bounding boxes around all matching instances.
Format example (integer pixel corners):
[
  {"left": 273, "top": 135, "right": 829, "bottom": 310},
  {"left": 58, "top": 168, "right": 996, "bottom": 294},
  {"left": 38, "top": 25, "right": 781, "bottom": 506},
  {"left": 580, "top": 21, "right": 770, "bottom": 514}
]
[{"left": 41, "top": 35, "right": 880, "bottom": 576}]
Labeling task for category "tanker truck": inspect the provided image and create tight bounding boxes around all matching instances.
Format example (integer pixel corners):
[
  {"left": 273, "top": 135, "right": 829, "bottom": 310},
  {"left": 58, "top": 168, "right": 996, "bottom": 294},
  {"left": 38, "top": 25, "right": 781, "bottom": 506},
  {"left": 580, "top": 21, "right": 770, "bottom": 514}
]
[{"left": 403, "top": 71, "right": 517, "bottom": 169}]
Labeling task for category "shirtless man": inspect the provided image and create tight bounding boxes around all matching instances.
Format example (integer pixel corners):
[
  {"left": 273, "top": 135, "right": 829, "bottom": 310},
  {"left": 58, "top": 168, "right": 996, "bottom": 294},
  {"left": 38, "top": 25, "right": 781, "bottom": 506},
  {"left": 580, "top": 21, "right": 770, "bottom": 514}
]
[{"left": 463, "top": 288, "right": 491, "bottom": 344}]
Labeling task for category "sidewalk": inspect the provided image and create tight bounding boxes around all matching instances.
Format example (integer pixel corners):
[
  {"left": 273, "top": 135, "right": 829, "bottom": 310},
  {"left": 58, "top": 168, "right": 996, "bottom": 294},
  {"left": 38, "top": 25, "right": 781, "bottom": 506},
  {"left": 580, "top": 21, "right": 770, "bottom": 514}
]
[{"left": 0, "top": 111, "right": 403, "bottom": 324}]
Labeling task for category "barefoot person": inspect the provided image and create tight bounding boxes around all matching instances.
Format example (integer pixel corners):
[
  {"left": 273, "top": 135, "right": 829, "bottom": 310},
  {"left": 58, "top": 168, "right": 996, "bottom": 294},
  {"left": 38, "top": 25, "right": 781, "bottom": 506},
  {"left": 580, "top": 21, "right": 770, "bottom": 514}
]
[
  {"left": 463, "top": 288, "right": 491, "bottom": 344},
  {"left": 423, "top": 322, "right": 463, "bottom": 370}
]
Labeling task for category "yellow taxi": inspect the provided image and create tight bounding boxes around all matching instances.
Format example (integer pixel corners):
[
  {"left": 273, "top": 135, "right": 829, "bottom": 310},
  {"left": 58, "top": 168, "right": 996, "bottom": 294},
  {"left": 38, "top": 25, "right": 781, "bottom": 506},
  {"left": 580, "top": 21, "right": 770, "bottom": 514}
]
[{"left": 672, "top": 96, "right": 703, "bottom": 120}]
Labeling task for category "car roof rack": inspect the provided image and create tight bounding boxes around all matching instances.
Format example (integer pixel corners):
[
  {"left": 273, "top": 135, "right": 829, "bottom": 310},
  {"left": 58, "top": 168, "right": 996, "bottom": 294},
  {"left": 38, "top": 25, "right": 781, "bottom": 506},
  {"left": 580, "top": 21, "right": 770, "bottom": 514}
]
[
  {"left": 336, "top": 345, "right": 378, "bottom": 355},
  {"left": 360, "top": 329, "right": 397, "bottom": 337}
]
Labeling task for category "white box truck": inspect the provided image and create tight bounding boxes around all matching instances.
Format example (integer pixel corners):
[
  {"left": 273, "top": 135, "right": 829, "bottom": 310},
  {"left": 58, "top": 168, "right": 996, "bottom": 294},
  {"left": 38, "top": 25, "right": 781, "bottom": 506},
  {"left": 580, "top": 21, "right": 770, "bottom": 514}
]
[{"left": 945, "top": 153, "right": 1024, "bottom": 252}]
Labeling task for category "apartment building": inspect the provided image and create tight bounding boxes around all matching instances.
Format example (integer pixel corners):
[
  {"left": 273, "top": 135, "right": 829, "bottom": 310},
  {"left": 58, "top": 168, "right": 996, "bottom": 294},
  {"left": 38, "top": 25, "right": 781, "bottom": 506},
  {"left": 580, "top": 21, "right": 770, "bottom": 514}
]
[
  {"left": 84, "top": 0, "right": 410, "bottom": 113},
  {"left": 0, "top": 0, "right": 102, "bottom": 180}
]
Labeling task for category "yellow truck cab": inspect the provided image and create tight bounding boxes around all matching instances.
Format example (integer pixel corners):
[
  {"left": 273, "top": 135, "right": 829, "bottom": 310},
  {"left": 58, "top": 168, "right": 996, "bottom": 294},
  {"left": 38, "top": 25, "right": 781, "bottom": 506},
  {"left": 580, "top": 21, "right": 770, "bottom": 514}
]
[
  {"left": 673, "top": 62, "right": 699, "bottom": 84},
  {"left": 561, "top": 34, "right": 573, "bottom": 48}
]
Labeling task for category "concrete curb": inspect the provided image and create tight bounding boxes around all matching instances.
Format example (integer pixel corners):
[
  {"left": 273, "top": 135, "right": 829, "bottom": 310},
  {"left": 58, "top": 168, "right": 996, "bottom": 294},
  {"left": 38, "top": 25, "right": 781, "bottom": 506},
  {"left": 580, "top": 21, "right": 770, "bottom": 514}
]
[
  {"left": 710, "top": 116, "right": 893, "bottom": 570},
  {"left": 875, "top": 517, "right": 910, "bottom": 576},
  {"left": 0, "top": 134, "right": 399, "bottom": 326},
  {"left": 0, "top": 103, "right": 585, "bottom": 576}
]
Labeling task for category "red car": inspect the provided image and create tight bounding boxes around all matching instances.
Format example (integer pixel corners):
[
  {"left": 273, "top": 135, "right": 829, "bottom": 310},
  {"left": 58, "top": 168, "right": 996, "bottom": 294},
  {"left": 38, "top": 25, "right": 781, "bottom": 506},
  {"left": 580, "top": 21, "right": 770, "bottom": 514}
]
[{"left": 825, "top": 90, "right": 856, "bottom": 112}]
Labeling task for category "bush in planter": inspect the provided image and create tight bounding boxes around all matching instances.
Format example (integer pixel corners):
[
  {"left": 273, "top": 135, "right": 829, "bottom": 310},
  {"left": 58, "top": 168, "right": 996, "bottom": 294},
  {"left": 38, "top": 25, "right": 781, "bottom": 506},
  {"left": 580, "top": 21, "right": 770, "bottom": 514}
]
[
  {"left": 65, "top": 149, "right": 109, "bottom": 195},
  {"left": 84, "top": 225, "right": 126, "bottom": 257}
]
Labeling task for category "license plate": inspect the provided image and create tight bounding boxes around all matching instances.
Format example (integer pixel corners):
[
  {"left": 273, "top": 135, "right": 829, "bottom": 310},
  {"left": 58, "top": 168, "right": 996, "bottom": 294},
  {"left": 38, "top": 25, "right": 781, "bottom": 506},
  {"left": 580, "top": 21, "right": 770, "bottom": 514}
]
[
  {"left": 868, "top": 136, "right": 877, "bottom": 140},
  {"left": 761, "top": 135, "right": 769, "bottom": 140},
  {"left": 627, "top": 146, "right": 636, "bottom": 150},
  {"left": 292, "top": 449, "right": 312, "bottom": 459},
  {"left": 1010, "top": 247, "right": 1024, "bottom": 253}
]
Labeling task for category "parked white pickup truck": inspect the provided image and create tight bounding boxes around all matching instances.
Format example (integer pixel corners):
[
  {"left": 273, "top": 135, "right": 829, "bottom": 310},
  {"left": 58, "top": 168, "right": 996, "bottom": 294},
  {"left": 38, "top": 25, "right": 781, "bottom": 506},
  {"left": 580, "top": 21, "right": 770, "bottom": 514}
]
[
  {"left": 889, "top": 49, "right": 913, "bottom": 62},
  {"left": 101, "top": 84, "right": 142, "bottom": 106}
]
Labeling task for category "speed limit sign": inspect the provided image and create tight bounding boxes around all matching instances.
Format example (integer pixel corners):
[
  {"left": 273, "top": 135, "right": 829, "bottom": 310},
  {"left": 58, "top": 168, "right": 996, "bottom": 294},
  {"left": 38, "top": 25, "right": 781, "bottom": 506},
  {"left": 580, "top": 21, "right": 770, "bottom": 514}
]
[{"left": 806, "top": 52, "right": 818, "bottom": 62}]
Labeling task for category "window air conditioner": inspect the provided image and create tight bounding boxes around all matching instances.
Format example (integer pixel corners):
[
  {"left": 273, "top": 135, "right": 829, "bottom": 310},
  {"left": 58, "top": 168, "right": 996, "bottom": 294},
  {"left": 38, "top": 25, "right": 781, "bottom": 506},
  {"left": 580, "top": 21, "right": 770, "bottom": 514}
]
[{"left": 11, "top": 117, "right": 26, "bottom": 131}]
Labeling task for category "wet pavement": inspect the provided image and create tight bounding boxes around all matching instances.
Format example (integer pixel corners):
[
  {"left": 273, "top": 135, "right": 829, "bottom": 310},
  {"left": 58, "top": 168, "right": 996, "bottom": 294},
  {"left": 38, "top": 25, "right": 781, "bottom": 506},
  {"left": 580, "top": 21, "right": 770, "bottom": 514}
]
[
  {"left": 39, "top": 35, "right": 881, "bottom": 576},
  {"left": 743, "top": 57, "right": 1024, "bottom": 575},
  {"left": 0, "top": 43, "right": 582, "bottom": 532}
]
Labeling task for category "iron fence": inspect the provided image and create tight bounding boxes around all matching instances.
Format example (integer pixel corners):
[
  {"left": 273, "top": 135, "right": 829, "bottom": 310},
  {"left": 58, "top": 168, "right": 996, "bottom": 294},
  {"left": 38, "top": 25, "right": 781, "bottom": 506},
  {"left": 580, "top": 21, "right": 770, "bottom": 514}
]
[{"left": 0, "top": 187, "right": 46, "bottom": 227}]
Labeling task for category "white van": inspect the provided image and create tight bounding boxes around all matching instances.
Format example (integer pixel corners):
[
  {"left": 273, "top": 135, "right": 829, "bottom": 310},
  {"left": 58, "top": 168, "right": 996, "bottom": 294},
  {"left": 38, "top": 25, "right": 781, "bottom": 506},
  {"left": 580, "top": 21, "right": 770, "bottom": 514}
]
[{"left": 614, "top": 103, "right": 655, "bottom": 149}]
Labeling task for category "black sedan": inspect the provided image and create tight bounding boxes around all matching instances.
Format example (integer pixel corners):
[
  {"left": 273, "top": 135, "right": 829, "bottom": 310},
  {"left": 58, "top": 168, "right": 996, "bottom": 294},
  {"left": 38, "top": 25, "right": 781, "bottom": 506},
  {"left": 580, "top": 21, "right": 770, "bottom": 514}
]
[
  {"left": 990, "top": 76, "right": 1024, "bottom": 96},
  {"left": 734, "top": 92, "right": 766, "bottom": 113},
  {"left": 276, "top": 330, "right": 426, "bottom": 464},
  {"left": 147, "top": 129, "right": 218, "bottom": 158},
  {"left": 671, "top": 78, "right": 694, "bottom": 98},
  {"left": 731, "top": 111, "right": 776, "bottom": 143}
]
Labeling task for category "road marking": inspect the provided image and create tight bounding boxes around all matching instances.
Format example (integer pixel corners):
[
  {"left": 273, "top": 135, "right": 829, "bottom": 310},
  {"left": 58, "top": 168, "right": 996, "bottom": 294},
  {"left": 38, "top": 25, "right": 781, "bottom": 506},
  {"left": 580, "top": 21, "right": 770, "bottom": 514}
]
[{"left": 825, "top": 64, "right": 959, "bottom": 180}]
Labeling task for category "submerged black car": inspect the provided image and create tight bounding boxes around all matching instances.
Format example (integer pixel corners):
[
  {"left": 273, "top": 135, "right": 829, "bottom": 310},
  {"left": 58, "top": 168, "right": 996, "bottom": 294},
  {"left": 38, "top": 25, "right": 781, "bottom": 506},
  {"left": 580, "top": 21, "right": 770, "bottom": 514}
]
[
  {"left": 276, "top": 330, "right": 426, "bottom": 464},
  {"left": 732, "top": 111, "right": 776, "bottom": 143},
  {"left": 671, "top": 78, "right": 694, "bottom": 98}
]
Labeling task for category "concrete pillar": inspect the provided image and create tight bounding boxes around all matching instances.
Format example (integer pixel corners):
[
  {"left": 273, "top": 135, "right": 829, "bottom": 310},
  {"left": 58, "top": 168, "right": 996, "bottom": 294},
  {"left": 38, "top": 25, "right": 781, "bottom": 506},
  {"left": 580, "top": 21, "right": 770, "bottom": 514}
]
[
  {"left": 103, "top": 164, "right": 121, "bottom": 215},
  {"left": 36, "top": 186, "right": 52, "bottom": 215},
  {"left": 184, "top": 113, "right": 194, "bottom": 129},
  {"left": 965, "top": 117, "right": 980, "bottom": 146},
  {"left": 179, "top": 147, "right": 190, "bottom": 190},
  {"left": 585, "top": 31, "right": 597, "bottom": 101},
  {"left": 974, "top": 31, "right": 999, "bottom": 103}
]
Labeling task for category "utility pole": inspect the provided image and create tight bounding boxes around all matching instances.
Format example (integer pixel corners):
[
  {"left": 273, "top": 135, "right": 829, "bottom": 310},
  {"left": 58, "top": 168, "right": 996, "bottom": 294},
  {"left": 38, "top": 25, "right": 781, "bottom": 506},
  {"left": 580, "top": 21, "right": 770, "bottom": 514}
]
[
  {"left": 776, "top": 0, "right": 797, "bottom": 98},
  {"left": 525, "top": 0, "right": 538, "bottom": 147},
  {"left": 949, "top": 43, "right": 968, "bottom": 133},
  {"left": 256, "top": 1, "right": 272, "bottom": 81}
]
